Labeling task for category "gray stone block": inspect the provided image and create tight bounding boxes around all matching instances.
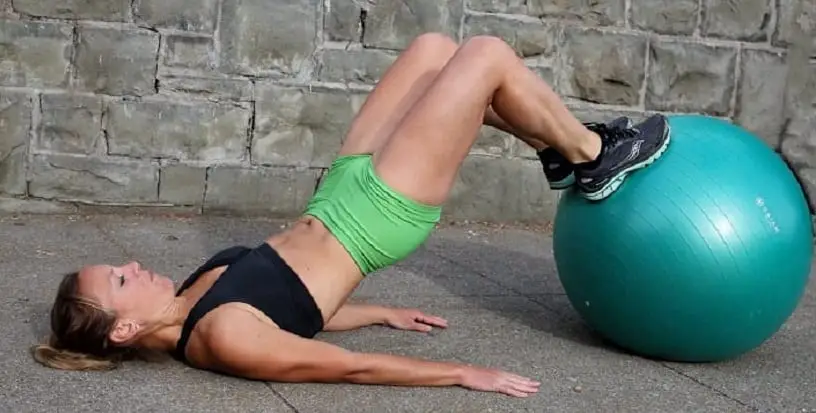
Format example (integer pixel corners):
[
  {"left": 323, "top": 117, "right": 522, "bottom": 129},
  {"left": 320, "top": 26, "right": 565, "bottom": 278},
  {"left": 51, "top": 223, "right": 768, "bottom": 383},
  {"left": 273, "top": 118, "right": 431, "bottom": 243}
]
[
  {"left": 630, "top": 0, "right": 698, "bottom": 35},
  {"left": 105, "top": 97, "right": 252, "bottom": 162},
  {"left": 252, "top": 84, "right": 365, "bottom": 168},
  {"left": 558, "top": 27, "right": 647, "bottom": 106},
  {"left": 781, "top": 116, "right": 816, "bottom": 170},
  {"left": 0, "top": 148, "right": 24, "bottom": 195},
  {"left": 363, "top": 0, "right": 463, "bottom": 50},
  {"left": 468, "top": 0, "right": 527, "bottom": 14},
  {"left": 317, "top": 48, "right": 396, "bottom": 85},
  {"left": 0, "top": 19, "right": 72, "bottom": 88},
  {"left": 133, "top": 0, "right": 218, "bottom": 33},
  {"left": 780, "top": 62, "right": 815, "bottom": 169},
  {"left": 74, "top": 26, "right": 160, "bottom": 96},
  {"left": 527, "top": 0, "right": 626, "bottom": 26},
  {"left": 204, "top": 165, "right": 320, "bottom": 215},
  {"left": 512, "top": 139, "right": 540, "bottom": 161},
  {"left": 444, "top": 156, "right": 560, "bottom": 223},
  {"left": 0, "top": 90, "right": 31, "bottom": 153},
  {"left": 798, "top": 168, "right": 816, "bottom": 210},
  {"left": 162, "top": 35, "right": 214, "bottom": 71},
  {"left": 779, "top": 53, "right": 814, "bottom": 169},
  {"left": 702, "top": 0, "right": 771, "bottom": 41},
  {"left": 157, "top": 76, "right": 254, "bottom": 102},
  {"left": 531, "top": 65, "right": 555, "bottom": 85},
  {"left": 0, "top": 197, "right": 77, "bottom": 214},
  {"left": 325, "top": 0, "right": 364, "bottom": 42},
  {"left": 463, "top": 14, "right": 560, "bottom": 59},
  {"left": 735, "top": 48, "right": 788, "bottom": 148},
  {"left": 159, "top": 164, "right": 206, "bottom": 205},
  {"left": 29, "top": 154, "right": 159, "bottom": 202},
  {"left": 13, "top": 0, "right": 130, "bottom": 21},
  {"left": 646, "top": 39, "right": 737, "bottom": 115},
  {"left": 0, "top": 90, "right": 30, "bottom": 195},
  {"left": 775, "top": 0, "right": 816, "bottom": 50},
  {"left": 219, "top": 0, "right": 318, "bottom": 76},
  {"left": 38, "top": 93, "right": 103, "bottom": 155},
  {"left": 473, "top": 127, "right": 513, "bottom": 158},
  {"left": 566, "top": 104, "right": 652, "bottom": 124}
]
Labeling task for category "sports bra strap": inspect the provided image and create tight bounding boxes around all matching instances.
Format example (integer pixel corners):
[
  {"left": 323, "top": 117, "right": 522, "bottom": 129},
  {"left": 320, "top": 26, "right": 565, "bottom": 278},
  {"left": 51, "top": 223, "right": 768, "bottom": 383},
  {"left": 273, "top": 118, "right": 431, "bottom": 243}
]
[{"left": 176, "top": 246, "right": 251, "bottom": 295}]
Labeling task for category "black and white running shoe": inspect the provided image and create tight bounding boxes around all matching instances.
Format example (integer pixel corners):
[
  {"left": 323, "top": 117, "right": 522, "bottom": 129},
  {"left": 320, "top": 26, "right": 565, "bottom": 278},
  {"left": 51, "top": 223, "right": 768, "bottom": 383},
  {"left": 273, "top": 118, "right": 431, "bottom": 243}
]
[
  {"left": 536, "top": 116, "right": 633, "bottom": 190},
  {"left": 575, "top": 113, "right": 671, "bottom": 201}
]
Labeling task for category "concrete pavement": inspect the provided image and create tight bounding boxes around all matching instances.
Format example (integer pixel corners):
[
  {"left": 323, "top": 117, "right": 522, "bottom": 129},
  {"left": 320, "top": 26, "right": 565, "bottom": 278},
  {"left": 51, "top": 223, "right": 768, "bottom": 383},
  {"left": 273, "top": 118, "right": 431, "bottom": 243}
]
[{"left": 1, "top": 213, "right": 814, "bottom": 413}]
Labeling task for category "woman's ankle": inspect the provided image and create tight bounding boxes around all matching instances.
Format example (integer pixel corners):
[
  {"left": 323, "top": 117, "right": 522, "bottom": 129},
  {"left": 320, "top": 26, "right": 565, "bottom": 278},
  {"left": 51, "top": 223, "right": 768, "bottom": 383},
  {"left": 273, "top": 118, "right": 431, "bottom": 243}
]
[{"left": 564, "top": 130, "right": 602, "bottom": 164}]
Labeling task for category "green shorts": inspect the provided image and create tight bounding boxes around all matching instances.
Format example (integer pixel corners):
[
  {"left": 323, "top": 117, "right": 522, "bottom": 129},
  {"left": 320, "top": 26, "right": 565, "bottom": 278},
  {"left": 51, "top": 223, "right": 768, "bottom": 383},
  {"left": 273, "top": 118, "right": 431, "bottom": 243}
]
[{"left": 304, "top": 154, "right": 442, "bottom": 275}]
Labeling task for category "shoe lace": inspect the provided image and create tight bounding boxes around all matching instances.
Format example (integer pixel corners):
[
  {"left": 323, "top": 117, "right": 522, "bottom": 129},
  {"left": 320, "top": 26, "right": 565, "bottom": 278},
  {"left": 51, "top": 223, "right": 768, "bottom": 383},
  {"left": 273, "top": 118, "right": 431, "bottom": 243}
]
[{"left": 585, "top": 122, "right": 638, "bottom": 150}]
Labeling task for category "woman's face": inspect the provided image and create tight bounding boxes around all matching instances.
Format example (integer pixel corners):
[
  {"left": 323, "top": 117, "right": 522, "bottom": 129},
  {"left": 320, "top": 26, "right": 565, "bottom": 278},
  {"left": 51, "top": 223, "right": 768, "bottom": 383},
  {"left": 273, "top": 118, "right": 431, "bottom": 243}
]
[{"left": 76, "top": 261, "right": 176, "bottom": 343}]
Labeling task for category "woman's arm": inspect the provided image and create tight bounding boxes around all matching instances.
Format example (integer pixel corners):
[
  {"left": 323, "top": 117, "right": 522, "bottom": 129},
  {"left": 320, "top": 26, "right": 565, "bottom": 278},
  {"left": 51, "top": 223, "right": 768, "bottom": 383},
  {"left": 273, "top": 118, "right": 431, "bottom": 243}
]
[
  {"left": 323, "top": 303, "right": 448, "bottom": 332},
  {"left": 323, "top": 303, "right": 389, "bottom": 331},
  {"left": 203, "top": 311, "right": 539, "bottom": 397}
]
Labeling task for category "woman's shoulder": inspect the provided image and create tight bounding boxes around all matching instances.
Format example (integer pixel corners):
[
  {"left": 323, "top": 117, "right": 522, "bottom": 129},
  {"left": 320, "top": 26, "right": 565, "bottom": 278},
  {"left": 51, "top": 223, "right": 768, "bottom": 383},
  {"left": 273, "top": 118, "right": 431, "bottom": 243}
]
[
  {"left": 185, "top": 303, "right": 282, "bottom": 366},
  {"left": 193, "top": 303, "right": 281, "bottom": 344}
]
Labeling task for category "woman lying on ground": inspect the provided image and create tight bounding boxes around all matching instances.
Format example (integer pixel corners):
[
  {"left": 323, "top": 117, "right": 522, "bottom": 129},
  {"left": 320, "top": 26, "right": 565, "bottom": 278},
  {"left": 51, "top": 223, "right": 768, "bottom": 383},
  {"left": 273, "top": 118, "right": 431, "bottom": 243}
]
[{"left": 32, "top": 32, "right": 669, "bottom": 398}]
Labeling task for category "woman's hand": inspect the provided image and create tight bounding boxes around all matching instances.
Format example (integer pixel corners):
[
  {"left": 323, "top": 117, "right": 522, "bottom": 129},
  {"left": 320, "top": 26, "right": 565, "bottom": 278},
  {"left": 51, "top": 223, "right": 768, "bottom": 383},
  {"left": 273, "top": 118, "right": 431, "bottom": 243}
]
[
  {"left": 383, "top": 308, "right": 448, "bottom": 332},
  {"left": 459, "top": 365, "right": 541, "bottom": 398}
]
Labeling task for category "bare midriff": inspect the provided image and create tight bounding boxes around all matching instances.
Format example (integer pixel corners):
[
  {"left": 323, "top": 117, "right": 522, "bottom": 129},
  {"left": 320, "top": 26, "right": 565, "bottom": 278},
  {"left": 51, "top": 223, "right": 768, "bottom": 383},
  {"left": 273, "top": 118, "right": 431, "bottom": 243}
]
[{"left": 265, "top": 216, "right": 364, "bottom": 323}]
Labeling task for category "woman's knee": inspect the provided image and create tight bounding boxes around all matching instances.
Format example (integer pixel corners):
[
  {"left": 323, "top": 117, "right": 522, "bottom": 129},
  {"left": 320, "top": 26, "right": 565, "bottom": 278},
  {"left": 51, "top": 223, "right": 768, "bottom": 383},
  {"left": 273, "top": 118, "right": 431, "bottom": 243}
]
[
  {"left": 405, "top": 32, "right": 459, "bottom": 63},
  {"left": 446, "top": 35, "right": 518, "bottom": 79},
  {"left": 459, "top": 35, "right": 517, "bottom": 61}
]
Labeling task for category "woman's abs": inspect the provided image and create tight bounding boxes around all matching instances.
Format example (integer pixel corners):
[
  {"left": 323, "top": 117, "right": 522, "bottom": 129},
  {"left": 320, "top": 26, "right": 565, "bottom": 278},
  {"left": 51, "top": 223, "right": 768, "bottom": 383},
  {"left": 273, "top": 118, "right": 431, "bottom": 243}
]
[{"left": 266, "top": 216, "right": 364, "bottom": 320}]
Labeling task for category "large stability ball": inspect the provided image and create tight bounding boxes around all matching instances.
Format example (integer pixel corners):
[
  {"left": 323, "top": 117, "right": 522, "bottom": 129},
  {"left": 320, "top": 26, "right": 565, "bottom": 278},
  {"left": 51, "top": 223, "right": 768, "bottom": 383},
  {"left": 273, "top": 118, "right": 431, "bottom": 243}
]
[{"left": 553, "top": 115, "right": 813, "bottom": 363}]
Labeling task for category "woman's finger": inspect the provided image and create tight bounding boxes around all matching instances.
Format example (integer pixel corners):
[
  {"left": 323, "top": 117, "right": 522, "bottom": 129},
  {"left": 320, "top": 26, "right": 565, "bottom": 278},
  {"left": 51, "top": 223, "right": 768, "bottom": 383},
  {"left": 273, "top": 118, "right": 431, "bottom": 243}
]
[{"left": 417, "top": 315, "right": 448, "bottom": 328}]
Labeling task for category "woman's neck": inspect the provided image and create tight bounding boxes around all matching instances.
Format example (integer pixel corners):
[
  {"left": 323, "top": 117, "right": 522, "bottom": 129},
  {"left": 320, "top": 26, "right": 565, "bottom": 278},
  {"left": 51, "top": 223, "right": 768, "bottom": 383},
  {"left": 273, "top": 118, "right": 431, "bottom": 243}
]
[
  {"left": 136, "top": 325, "right": 184, "bottom": 353},
  {"left": 134, "top": 297, "right": 191, "bottom": 353}
]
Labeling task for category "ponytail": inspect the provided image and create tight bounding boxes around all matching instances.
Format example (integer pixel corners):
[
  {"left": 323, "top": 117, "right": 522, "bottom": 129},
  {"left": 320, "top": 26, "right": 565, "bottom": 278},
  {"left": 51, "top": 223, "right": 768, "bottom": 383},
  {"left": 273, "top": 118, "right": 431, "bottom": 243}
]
[{"left": 31, "top": 338, "right": 119, "bottom": 371}]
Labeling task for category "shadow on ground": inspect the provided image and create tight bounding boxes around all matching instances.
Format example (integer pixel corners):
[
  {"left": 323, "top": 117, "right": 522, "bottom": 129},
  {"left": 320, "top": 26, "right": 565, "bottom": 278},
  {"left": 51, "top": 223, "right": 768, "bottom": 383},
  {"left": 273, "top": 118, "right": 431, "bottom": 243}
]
[{"left": 405, "top": 236, "right": 629, "bottom": 356}]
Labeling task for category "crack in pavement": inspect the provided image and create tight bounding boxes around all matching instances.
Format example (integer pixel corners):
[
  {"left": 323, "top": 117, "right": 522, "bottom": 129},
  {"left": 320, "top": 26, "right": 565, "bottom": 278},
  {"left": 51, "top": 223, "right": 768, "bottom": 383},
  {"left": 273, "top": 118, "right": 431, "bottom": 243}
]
[
  {"left": 661, "top": 363, "right": 761, "bottom": 412},
  {"left": 264, "top": 383, "right": 300, "bottom": 413}
]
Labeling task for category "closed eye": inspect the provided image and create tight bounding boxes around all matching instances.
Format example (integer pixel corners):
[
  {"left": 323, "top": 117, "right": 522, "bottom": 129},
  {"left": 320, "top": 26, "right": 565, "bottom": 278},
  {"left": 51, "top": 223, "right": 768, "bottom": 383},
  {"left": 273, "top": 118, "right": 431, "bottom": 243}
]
[{"left": 111, "top": 269, "right": 125, "bottom": 287}]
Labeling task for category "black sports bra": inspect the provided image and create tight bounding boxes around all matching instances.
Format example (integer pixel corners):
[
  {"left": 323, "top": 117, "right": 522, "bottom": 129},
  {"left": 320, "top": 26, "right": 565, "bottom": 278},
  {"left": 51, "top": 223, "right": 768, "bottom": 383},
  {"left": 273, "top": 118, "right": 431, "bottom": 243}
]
[{"left": 172, "top": 242, "right": 324, "bottom": 363}]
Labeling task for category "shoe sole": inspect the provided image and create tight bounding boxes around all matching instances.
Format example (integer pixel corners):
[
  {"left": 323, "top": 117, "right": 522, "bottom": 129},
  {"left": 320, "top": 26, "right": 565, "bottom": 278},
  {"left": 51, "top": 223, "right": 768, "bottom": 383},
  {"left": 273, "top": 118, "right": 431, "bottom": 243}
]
[
  {"left": 549, "top": 173, "right": 575, "bottom": 190},
  {"left": 580, "top": 122, "right": 672, "bottom": 202}
]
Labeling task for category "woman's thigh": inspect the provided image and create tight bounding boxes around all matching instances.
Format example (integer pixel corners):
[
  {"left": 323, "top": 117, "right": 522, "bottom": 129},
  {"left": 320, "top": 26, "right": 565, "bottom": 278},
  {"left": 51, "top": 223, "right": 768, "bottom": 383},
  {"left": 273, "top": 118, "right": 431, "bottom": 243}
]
[
  {"left": 337, "top": 33, "right": 458, "bottom": 156},
  {"left": 372, "top": 36, "right": 518, "bottom": 206}
]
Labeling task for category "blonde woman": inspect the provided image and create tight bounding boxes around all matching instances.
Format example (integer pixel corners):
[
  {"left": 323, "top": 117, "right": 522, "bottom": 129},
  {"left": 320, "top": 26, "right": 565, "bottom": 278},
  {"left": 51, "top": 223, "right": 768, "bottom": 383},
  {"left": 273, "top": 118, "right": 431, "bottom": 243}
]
[{"left": 33, "top": 33, "right": 669, "bottom": 398}]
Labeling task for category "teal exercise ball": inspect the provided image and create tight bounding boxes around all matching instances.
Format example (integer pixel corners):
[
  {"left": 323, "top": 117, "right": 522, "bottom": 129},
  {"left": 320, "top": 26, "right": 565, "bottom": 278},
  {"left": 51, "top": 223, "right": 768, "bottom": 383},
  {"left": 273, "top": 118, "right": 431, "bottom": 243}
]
[{"left": 553, "top": 114, "right": 813, "bottom": 362}]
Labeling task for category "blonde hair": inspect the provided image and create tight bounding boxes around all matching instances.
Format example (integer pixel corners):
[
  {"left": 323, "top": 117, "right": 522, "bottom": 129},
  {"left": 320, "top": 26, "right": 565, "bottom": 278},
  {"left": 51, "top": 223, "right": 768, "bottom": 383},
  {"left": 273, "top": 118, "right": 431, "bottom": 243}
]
[{"left": 31, "top": 272, "right": 154, "bottom": 371}]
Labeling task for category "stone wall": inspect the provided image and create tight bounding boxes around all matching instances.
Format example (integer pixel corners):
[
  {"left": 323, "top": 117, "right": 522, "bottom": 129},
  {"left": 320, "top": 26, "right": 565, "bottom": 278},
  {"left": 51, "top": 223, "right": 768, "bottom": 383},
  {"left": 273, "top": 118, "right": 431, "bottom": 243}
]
[{"left": 0, "top": 0, "right": 813, "bottom": 223}]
